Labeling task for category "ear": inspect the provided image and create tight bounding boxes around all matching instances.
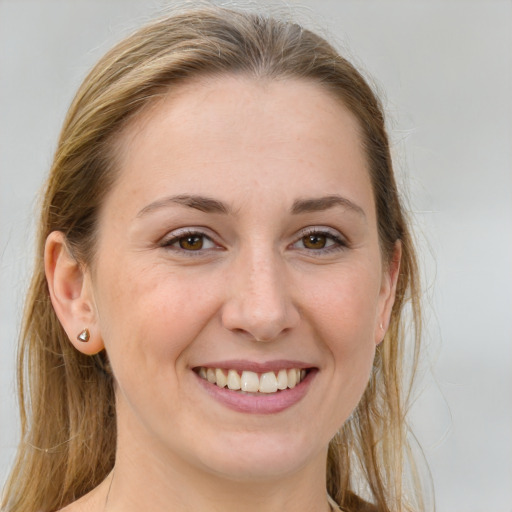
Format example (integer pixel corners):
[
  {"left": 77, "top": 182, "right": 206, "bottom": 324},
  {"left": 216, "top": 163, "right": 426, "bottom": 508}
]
[
  {"left": 45, "top": 231, "right": 104, "bottom": 355},
  {"left": 375, "top": 241, "right": 402, "bottom": 345}
]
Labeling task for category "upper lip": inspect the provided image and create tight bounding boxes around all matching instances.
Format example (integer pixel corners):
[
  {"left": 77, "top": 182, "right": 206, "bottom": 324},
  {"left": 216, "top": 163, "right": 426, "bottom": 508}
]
[{"left": 193, "top": 359, "right": 314, "bottom": 373}]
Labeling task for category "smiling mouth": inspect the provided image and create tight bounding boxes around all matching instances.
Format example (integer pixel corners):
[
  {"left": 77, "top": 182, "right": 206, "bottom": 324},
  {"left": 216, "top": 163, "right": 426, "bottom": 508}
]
[{"left": 195, "top": 367, "right": 309, "bottom": 394}]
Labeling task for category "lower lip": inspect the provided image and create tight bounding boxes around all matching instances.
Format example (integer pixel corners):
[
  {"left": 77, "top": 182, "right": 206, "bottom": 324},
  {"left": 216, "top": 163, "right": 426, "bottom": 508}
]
[{"left": 195, "top": 370, "right": 316, "bottom": 414}]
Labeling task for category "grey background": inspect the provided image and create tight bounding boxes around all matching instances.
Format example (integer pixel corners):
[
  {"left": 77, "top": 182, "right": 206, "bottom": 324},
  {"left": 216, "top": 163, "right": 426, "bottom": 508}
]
[{"left": 1, "top": 1, "right": 511, "bottom": 510}]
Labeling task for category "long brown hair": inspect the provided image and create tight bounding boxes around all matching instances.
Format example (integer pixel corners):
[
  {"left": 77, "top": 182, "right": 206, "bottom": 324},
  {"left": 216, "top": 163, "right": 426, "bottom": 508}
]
[{"left": 2, "top": 5, "right": 424, "bottom": 512}]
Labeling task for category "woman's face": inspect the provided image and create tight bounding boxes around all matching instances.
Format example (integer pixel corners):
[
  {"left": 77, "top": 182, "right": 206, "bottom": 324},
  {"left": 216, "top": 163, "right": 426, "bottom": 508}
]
[{"left": 87, "top": 76, "right": 398, "bottom": 481}]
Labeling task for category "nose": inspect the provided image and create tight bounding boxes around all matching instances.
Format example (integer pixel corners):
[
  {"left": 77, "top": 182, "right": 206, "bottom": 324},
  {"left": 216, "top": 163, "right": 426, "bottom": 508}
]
[{"left": 221, "top": 247, "right": 300, "bottom": 342}]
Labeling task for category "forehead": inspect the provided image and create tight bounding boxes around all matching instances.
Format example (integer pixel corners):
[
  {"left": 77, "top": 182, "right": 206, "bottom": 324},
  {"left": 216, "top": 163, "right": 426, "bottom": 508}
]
[{"left": 107, "top": 75, "right": 375, "bottom": 221}]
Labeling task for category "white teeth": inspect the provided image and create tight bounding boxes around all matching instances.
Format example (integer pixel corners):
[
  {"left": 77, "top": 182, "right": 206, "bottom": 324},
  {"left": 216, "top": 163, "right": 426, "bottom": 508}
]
[
  {"left": 216, "top": 368, "right": 227, "bottom": 388},
  {"left": 287, "top": 368, "right": 297, "bottom": 388},
  {"left": 276, "top": 369, "right": 288, "bottom": 390},
  {"left": 227, "top": 369, "right": 241, "bottom": 390},
  {"left": 198, "top": 366, "right": 308, "bottom": 393},
  {"left": 241, "top": 371, "right": 259, "bottom": 392},
  {"left": 259, "top": 372, "right": 278, "bottom": 393},
  {"left": 206, "top": 368, "right": 216, "bottom": 383}
]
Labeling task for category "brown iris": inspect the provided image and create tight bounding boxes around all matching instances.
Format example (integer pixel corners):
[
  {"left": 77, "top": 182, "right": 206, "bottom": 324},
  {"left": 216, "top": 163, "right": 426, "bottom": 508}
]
[
  {"left": 179, "top": 235, "right": 204, "bottom": 250},
  {"left": 302, "top": 234, "right": 327, "bottom": 249}
]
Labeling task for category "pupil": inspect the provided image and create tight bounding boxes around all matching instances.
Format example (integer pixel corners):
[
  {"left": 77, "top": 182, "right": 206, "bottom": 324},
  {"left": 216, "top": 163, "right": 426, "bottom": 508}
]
[
  {"left": 304, "top": 234, "right": 326, "bottom": 249},
  {"left": 180, "top": 236, "right": 203, "bottom": 250}
]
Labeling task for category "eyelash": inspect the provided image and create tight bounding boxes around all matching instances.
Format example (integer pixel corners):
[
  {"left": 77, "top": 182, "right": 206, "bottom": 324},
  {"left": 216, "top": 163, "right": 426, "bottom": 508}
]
[
  {"left": 159, "top": 227, "right": 347, "bottom": 256},
  {"left": 159, "top": 229, "right": 219, "bottom": 256},
  {"left": 293, "top": 227, "right": 348, "bottom": 255}
]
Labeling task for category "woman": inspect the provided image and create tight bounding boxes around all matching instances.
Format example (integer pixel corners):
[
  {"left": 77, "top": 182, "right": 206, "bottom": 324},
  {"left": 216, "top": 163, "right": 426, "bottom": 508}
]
[{"left": 2, "top": 4, "right": 424, "bottom": 512}]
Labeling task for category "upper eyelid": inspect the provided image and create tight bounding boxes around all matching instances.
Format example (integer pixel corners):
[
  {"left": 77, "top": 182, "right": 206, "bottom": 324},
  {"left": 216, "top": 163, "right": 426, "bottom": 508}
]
[
  {"left": 295, "top": 226, "right": 347, "bottom": 241},
  {"left": 159, "top": 228, "right": 219, "bottom": 251},
  {"left": 297, "top": 226, "right": 341, "bottom": 235},
  {"left": 291, "top": 227, "right": 349, "bottom": 252},
  {"left": 161, "top": 227, "right": 216, "bottom": 242}
]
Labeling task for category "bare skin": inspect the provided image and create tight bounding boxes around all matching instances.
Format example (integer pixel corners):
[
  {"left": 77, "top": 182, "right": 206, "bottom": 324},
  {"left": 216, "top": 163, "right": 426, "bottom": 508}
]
[{"left": 49, "top": 76, "right": 399, "bottom": 512}]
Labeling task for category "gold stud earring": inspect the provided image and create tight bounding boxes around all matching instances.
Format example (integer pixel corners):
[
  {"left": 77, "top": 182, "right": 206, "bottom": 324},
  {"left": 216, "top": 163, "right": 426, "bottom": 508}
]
[{"left": 77, "top": 328, "right": 90, "bottom": 343}]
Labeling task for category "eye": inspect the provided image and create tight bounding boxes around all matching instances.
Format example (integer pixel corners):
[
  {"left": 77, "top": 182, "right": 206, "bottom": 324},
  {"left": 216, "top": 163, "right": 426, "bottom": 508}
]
[
  {"left": 161, "top": 230, "right": 218, "bottom": 252},
  {"left": 301, "top": 233, "right": 331, "bottom": 250},
  {"left": 176, "top": 234, "right": 208, "bottom": 251},
  {"left": 292, "top": 228, "right": 346, "bottom": 254}
]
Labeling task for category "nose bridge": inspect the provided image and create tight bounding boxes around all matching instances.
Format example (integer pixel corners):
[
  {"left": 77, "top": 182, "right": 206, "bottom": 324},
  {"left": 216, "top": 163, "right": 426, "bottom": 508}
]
[
  {"left": 222, "top": 240, "right": 298, "bottom": 341},
  {"left": 246, "top": 245, "right": 281, "bottom": 310}
]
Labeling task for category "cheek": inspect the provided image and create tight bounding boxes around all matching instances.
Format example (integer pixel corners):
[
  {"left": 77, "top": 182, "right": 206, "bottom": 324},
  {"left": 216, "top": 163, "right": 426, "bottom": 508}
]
[
  {"left": 301, "top": 262, "right": 380, "bottom": 374},
  {"left": 292, "top": 265, "right": 380, "bottom": 429},
  {"left": 306, "top": 261, "right": 380, "bottom": 332},
  {"left": 94, "top": 257, "right": 221, "bottom": 387}
]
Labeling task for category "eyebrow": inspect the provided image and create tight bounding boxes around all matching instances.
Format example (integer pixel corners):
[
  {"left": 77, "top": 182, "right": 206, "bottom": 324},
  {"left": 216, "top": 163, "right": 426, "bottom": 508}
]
[
  {"left": 291, "top": 195, "right": 366, "bottom": 218},
  {"left": 137, "top": 193, "right": 365, "bottom": 218},
  {"left": 137, "top": 194, "right": 231, "bottom": 217}
]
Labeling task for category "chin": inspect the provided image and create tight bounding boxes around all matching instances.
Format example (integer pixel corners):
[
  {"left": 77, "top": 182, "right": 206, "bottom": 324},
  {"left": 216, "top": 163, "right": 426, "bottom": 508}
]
[{"left": 192, "top": 429, "right": 323, "bottom": 482}]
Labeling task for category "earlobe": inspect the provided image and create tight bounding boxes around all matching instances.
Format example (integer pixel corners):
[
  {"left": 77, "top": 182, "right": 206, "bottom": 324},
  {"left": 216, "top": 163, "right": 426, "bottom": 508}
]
[
  {"left": 45, "top": 231, "right": 104, "bottom": 355},
  {"left": 376, "top": 241, "right": 402, "bottom": 345}
]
